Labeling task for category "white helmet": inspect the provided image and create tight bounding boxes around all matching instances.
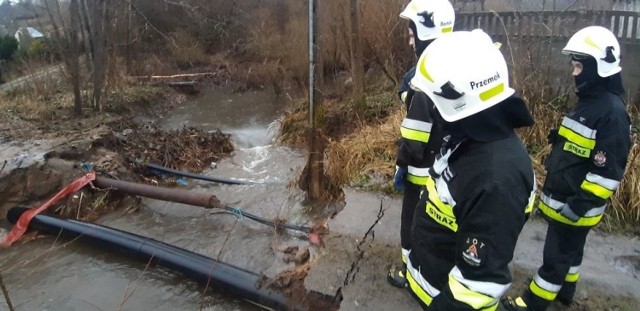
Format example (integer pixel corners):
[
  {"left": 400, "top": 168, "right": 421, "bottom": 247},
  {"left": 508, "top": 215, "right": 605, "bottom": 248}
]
[
  {"left": 399, "top": 0, "right": 455, "bottom": 41},
  {"left": 562, "top": 26, "right": 621, "bottom": 77},
  {"left": 410, "top": 29, "right": 514, "bottom": 122}
]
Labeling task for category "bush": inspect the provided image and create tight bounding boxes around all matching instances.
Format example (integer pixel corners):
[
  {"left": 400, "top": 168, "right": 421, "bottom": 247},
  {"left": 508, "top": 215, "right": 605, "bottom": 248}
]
[
  {"left": 0, "top": 35, "right": 18, "bottom": 61},
  {"left": 26, "top": 38, "right": 58, "bottom": 61}
]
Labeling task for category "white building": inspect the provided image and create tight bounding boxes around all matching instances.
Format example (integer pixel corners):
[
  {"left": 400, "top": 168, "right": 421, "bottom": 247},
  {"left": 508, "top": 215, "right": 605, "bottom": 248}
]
[{"left": 14, "top": 26, "right": 44, "bottom": 43}]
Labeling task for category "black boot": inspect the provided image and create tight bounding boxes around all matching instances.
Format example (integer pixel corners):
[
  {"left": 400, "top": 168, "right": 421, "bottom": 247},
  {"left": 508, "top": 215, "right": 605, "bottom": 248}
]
[
  {"left": 387, "top": 264, "right": 408, "bottom": 288},
  {"left": 501, "top": 296, "right": 531, "bottom": 311}
]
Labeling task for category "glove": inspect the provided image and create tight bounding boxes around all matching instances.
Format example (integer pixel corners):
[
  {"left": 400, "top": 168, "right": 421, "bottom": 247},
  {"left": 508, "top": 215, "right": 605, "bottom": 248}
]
[
  {"left": 558, "top": 204, "right": 579, "bottom": 222},
  {"left": 547, "top": 128, "right": 559, "bottom": 145},
  {"left": 393, "top": 166, "right": 407, "bottom": 192}
]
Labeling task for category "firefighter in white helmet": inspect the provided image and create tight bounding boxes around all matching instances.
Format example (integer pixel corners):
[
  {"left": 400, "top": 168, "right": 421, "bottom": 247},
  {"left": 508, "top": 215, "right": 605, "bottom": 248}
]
[
  {"left": 502, "top": 26, "right": 632, "bottom": 311},
  {"left": 405, "top": 29, "right": 536, "bottom": 310},
  {"left": 389, "top": 0, "right": 456, "bottom": 288}
]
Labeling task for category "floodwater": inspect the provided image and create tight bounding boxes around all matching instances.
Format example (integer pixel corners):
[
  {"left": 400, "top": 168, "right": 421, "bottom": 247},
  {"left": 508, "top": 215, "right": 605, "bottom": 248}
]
[
  {"left": 0, "top": 139, "right": 57, "bottom": 179},
  {"left": 0, "top": 87, "right": 318, "bottom": 311}
]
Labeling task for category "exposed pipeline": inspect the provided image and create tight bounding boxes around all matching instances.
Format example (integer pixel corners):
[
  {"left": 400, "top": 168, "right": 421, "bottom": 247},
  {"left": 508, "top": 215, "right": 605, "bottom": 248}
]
[
  {"left": 146, "top": 163, "right": 258, "bottom": 185},
  {"left": 94, "top": 176, "right": 312, "bottom": 233},
  {"left": 6, "top": 207, "right": 338, "bottom": 311}
]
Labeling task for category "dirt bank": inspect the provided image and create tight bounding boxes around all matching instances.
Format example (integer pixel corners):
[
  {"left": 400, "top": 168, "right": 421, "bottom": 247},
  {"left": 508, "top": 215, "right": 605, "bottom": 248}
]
[{"left": 0, "top": 85, "right": 235, "bottom": 224}]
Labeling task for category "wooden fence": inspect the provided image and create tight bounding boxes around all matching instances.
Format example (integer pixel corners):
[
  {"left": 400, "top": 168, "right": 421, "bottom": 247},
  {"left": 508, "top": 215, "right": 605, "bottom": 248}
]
[{"left": 455, "top": 10, "right": 640, "bottom": 44}]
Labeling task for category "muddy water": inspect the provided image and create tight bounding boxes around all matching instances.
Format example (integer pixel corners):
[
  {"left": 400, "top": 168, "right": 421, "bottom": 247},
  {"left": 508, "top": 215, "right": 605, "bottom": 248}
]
[
  {"left": 0, "top": 139, "right": 58, "bottom": 178},
  {"left": 160, "top": 88, "right": 287, "bottom": 148},
  {"left": 0, "top": 88, "right": 315, "bottom": 310}
]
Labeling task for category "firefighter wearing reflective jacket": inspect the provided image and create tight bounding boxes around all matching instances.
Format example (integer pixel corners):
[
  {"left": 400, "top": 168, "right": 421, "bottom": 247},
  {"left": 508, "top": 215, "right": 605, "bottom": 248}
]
[
  {"left": 502, "top": 26, "right": 632, "bottom": 311},
  {"left": 406, "top": 30, "right": 536, "bottom": 311},
  {"left": 388, "top": 0, "right": 455, "bottom": 289}
]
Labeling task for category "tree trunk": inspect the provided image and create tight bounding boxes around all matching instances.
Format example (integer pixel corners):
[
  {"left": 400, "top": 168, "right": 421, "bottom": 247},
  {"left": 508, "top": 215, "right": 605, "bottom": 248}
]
[
  {"left": 349, "top": 0, "right": 365, "bottom": 117},
  {"left": 125, "top": 1, "right": 132, "bottom": 74},
  {"left": 69, "top": 0, "right": 82, "bottom": 116},
  {"left": 41, "top": 0, "right": 83, "bottom": 116},
  {"left": 91, "top": 0, "right": 107, "bottom": 111},
  {"left": 80, "top": 0, "right": 94, "bottom": 74}
]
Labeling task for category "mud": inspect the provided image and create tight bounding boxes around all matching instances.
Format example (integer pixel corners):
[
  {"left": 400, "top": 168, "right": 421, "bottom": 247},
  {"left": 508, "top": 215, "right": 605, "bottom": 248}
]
[{"left": 0, "top": 87, "right": 235, "bottom": 224}]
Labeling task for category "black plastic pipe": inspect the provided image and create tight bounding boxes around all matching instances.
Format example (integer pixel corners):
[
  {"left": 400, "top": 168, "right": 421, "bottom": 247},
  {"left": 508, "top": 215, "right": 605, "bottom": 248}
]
[
  {"left": 146, "top": 163, "right": 257, "bottom": 185},
  {"left": 7, "top": 208, "right": 338, "bottom": 311}
]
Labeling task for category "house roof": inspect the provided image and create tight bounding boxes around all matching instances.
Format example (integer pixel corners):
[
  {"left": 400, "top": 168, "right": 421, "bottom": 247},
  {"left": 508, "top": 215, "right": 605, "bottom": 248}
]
[{"left": 14, "top": 26, "right": 44, "bottom": 41}]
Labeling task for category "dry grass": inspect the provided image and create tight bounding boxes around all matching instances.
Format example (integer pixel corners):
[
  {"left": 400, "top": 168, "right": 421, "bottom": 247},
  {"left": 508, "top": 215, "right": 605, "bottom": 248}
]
[
  {"left": 324, "top": 108, "right": 401, "bottom": 187},
  {"left": 286, "top": 86, "right": 640, "bottom": 231},
  {"left": 602, "top": 136, "right": 640, "bottom": 231},
  {"left": 169, "top": 30, "right": 211, "bottom": 70}
]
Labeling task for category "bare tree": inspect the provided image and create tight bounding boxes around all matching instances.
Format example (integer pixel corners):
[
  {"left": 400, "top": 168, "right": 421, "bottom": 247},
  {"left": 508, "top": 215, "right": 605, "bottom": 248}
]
[
  {"left": 348, "top": 0, "right": 365, "bottom": 116},
  {"left": 89, "top": 0, "right": 108, "bottom": 111},
  {"left": 69, "top": 0, "right": 82, "bottom": 116},
  {"left": 39, "top": 0, "right": 83, "bottom": 116}
]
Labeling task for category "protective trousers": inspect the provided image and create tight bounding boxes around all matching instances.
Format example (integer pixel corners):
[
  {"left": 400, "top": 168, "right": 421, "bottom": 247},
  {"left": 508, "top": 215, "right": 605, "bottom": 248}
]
[
  {"left": 523, "top": 222, "right": 590, "bottom": 311},
  {"left": 407, "top": 193, "right": 456, "bottom": 310},
  {"left": 400, "top": 181, "right": 422, "bottom": 262}
]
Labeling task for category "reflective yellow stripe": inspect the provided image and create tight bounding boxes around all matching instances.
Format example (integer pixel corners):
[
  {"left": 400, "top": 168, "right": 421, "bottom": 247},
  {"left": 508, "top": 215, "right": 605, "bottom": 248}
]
[
  {"left": 515, "top": 297, "right": 528, "bottom": 307},
  {"left": 442, "top": 26, "right": 453, "bottom": 33},
  {"left": 561, "top": 117, "right": 596, "bottom": 139},
  {"left": 538, "top": 201, "right": 603, "bottom": 227},
  {"left": 406, "top": 268, "right": 434, "bottom": 306},
  {"left": 423, "top": 178, "right": 457, "bottom": 231},
  {"left": 525, "top": 191, "right": 535, "bottom": 214},
  {"left": 586, "top": 173, "right": 620, "bottom": 190},
  {"left": 426, "top": 203, "right": 458, "bottom": 231},
  {"left": 419, "top": 55, "right": 435, "bottom": 83},
  {"left": 558, "top": 126, "right": 596, "bottom": 149},
  {"left": 401, "top": 91, "right": 408, "bottom": 103},
  {"left": 565, "top": 272, "right": 580, "bottom": 283},
  {"left": 408, "top": 165, "right": 429, "bottom": 185},
  {"left": 529, "top": 280, "right": 557, "bottom": 301},
  {"left": 484, "top": 303, "right": 499, "bottom": 311},
  {"left": 563, "top": 141, "right": 591, "bottom": 158},
  {"left": 584, "top": 35, "right": 602, "bottom": 50},
  {"left": 425, "top": 178, "right": 455, "bottom": 217},
  {"left": 400, "top": 127, "right": 431, "bottom": 143},
  {"left": 407, "top": 174, "right": 429, "bottom": 186},
  {"left": 479, "top": 83, "right": 504, "bottom": 102},
  {"left": 581, "top": 180, "right": 614, "bottom": 199},
  {"left": 449, "top": 275, "right": 496, "bottom": 309}
]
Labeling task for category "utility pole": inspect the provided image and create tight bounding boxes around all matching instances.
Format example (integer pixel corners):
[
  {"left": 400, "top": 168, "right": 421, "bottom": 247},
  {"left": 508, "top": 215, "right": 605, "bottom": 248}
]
[
  {"left": 305, "top": 0, "right": 324, "bottom": 201},
  {"left": 309, "top": 0, "right": 316, "bottom": 127}
]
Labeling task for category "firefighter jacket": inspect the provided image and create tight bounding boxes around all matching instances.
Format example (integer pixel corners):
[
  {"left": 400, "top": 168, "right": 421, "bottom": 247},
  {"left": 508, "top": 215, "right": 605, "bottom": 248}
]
[
  {"left": 396, "top": 90, "right": 444, "bottom": 186},
  {"left": 407, "top": 133, "right": 536, "bottom": 310},
  {"left": 540, "top": 89, "right": 631, "bottom": 227},
  {"left": 398, "top": 66, "right": 417, "bottom": 109}
]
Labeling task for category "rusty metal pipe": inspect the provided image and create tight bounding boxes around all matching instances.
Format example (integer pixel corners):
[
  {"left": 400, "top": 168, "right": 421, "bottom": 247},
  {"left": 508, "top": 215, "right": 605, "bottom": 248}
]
[
  {"left": 94, "top": 176, "right": 222, "bottom": 209},
  {"left": 94, "top": 176, "right": 312, "bottom": 233}
]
